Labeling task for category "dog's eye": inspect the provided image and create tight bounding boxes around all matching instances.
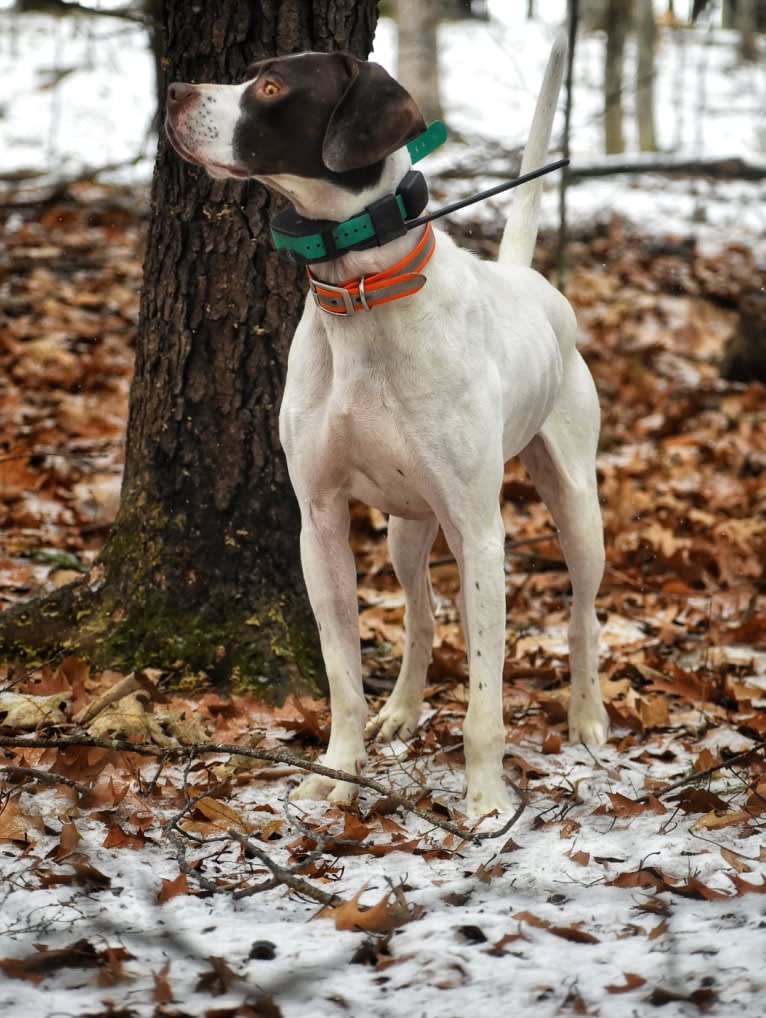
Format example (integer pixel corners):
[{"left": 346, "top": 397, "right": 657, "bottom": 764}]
[{"left": 259, "top": 79, "right": 281, "bottom": 98}]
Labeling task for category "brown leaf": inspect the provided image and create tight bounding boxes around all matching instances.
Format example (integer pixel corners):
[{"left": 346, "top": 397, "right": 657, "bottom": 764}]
[
  {"left": 153, "top": 960, "right": 173, "bottom": 1004},
  {"left": 0, "top": 939, "right": 99, "bottom": 982},
  {"left": 604, "top": 792, "right": 667, "bottom": 817},
  {"left": 548, "top": 924, "right": 600, "bottom": 944},
  {"left": 693, "top": 809, "right": 752, "bottom": 831},
  {"left": 320, "top": 884, "right": 422, "bottom": 933},
  {"left": 720, "top": 847, "right": 752, "bottom": 873},
  {"left": 567, "top": 849, "right": 591, "bottom": 867},
  {"left": 513, "top": 910, "right": 551, "bottom": 929},
  {"left": 542, "top": 730, "right": 562, "bottom": 754},
  {"left": 728, "top": 874, "right": 766, "bottom": 895},
  {"left": 607, "top": 972, "right": 646, "bottom": 993},
  {"left": 195, "top": 955, "right": 241, "bottom": 996},
  {"left": 158, "top": 872, "right": 191, "bottom": 903},
  {"left": 0, "top": 691, "right": 71, "bottom": 730},
  {"left": 57, "top": 820, "right": 81, "bottom": 856},
  {"left": 488, "top": 932, "right": 527, "bottom": 954},
  {"left": 0, "top": 797, "right": 44, "bottom": 844},
  {"left": 670, "top": 787, "right": 731, "bottom": 814},
  {"left": 103, "top": 823, "right": 146, "bottom": 851},
  {"left": 648, "top": 919, "right": 669, "bottom": 940},
  {"left": 193, "top": 796, "right": 251, "bottom": 834}
]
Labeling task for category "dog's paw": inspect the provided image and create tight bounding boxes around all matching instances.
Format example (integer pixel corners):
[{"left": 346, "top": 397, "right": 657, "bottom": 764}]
[
  {"left": 365, "top": 701, "right": 421, "bottom": 743},
  {"left": 569, "top": 704, "right": 609, "bottom": 746},
  {"left": 464, "top": 776, "right": 513, "bottom": 818},
  {"left": 289, "top": 773, "right": 359, "bottom": 805}
]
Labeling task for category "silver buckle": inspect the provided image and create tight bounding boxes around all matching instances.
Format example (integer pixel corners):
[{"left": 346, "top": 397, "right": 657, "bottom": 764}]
[
  {"left": 358, "top": 276, "right": 371, "bottom": 312},
  {"left": 308, "top": 276, "right": 356, "bottom": 316}
]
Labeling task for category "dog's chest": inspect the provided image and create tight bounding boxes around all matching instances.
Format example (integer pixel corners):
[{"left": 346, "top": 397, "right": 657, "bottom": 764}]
[{"left": 322, "top": 377, "right": 433, "bottom": 518}]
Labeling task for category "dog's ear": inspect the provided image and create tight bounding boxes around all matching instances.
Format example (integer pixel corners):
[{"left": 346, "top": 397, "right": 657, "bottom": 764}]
[{"left": 322, "top": 57, "right": 426, "bottom": 173}]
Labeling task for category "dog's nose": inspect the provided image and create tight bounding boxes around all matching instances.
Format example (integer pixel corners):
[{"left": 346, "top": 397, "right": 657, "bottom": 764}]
[{"left": 167, "top": 82, "right": 198, "bottom": 109}]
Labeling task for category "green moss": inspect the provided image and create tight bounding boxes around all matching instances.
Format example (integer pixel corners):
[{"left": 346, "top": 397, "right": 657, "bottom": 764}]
[{"left": 0, "top": 490, "right": 325, "bottom": 703}]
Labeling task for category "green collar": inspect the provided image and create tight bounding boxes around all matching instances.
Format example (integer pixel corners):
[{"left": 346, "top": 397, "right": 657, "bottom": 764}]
[
  {"left": 404, "top": 119, "right": 448, "bottom": 165},
  {"left": 270, "top": 120, "right": 447, "bottom": 264}
]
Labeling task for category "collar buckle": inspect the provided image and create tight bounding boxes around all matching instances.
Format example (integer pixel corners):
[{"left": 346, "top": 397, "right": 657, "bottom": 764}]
[{"left": 308, "top": 275, "right": 358, "bottom": 316}]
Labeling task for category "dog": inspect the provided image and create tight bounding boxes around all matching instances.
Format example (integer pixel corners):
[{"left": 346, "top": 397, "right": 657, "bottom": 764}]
[{"left": 165, "top": 35, "right": 608, "bottom": 816}]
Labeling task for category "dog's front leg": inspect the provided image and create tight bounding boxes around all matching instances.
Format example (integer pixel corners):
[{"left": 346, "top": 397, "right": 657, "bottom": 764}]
[
  {"left": 290, "top": 498, "right": 368, "bottom": 804},
  {"left": 445, "top": 509, "right": 512, "bottom": 816}
]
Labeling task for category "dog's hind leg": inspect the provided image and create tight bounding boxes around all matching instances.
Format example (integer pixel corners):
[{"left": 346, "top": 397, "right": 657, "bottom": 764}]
[
  {"left": 366, "top": 514, "right": 439, "bottom": 742},
  {"left": 520, "top": 351, "right": 609, "bottom": 746},
  {"left": 290, "top": 498, "right": 368, "bottom": 803}
]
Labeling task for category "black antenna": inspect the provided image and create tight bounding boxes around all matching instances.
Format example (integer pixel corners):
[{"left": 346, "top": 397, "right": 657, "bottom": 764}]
[{"left": 406, "top": 158, "right": 569, "bottom": 229}]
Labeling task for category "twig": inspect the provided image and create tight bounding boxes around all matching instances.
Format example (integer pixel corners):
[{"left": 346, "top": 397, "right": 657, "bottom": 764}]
[
  {"left": 645, "top": 742, "right": 765, "bottom": 801},
  {"left": 228, "top": 829, "right": 341, "bottom": 906},
  {"left": 0, "top": 733, "right": 524, "bottom": 843},
  {"left": 0, "top": 764, "right": 90, "bottom": 798}
]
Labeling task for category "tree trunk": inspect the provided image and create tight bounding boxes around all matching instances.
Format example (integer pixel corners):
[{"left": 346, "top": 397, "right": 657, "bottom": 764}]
[
  {"left": 0, "top": 0, "right": 378, "bottom": 699},
  {"left": 721, "top": 289, "right": 766, "bottom": 383},
  {"left": 396, "top": 0, "right": 443, "bottom": 124},
  {"left": 737, "top": 0, "right": 759, "bottom": 61},
  {"left": 604, "top": 0, "right": 632, "bottom": 154},
  {"left": 635, "top": 0, "right": 657, "bottom": 151}
]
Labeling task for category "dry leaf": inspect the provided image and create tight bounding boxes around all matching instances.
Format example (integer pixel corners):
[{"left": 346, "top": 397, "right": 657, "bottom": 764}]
[
  {"left": 0, "top": 798, "right": 45, "bottom": 844},
  {"left": 606, "top": 972, "right": 646, "bottom": 993},
  {"left": 158, "top": 873, "right": 191, "bottom": 903},
  {"left": 193, "top": 796, "right": 251, "bottom": 834},
  {"left": 320, "top": 884, "right": 422, "bottom": 933},
  {"left": 0, "top": 691, "right": 71, "bottom": 730}
]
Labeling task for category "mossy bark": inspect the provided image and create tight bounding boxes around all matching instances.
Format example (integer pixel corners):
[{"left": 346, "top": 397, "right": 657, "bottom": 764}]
[{"left": 0, "top": 0, "right": 380, "bottom": 697}]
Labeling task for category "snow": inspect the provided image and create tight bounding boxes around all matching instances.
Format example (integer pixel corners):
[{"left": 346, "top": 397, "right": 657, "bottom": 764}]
[
  {"left": 2, "top": 726, "right": 765, "bottom": 1017},
  {"left": 2, "top": 6, "right": 766, "bottom": 1016}
]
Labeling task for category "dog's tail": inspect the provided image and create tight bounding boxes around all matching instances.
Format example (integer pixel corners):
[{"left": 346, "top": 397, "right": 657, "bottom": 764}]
[{"left": 498, "top": 30, "right": 567, "bottom": 268}]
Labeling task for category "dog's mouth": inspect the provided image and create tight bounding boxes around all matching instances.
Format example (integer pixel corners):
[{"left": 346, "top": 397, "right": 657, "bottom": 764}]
[{"left": 165, "top": 116, "right": 250, "bottom": 180}]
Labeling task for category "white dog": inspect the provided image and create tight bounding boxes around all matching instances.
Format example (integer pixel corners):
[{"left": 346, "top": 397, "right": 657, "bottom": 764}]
[{"left": 166, "top": 34, "right": 608, "bottom": 815}]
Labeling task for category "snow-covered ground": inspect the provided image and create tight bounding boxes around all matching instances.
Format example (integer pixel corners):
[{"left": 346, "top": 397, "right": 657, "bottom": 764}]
[
  {"left": 1, "top": 6, "right": 765, "bottom": 1017},
  {"left": 2, "top": 726, "right": 766, "bottom": 1018},
  {"left": 1, "top": 1, "right": 764, "bottom": 256}
]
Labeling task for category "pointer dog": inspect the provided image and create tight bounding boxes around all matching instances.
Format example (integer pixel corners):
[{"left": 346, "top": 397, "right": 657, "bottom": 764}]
[{"left": 166, "top": 36, "right": 608, "bottom": 815}]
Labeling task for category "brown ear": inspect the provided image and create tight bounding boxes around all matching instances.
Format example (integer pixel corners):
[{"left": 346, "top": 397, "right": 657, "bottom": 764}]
[{"left": 322, "top": 57, "right": 426, "bottom": 173}]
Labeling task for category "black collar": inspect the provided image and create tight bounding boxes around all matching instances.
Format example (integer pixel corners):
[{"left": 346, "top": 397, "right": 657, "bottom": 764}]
[{"left": 270, "top": 169, "right": 429, "bottom": 265}]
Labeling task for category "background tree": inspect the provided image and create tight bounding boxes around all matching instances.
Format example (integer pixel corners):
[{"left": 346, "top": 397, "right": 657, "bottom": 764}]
[
  {"left": 604, "top": 0, "right": 632, "bottom": 154},
  {"left": 635, "top": 0, "right": 657, "bottom": 151},
  {"left": 396, "top": 0, "right": 444, "bottom": 124},
  {"left": 0, "top": 0, "right": 379, "bottom": 697}
]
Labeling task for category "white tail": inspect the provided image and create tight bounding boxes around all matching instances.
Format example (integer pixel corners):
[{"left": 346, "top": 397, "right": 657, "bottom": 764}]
[{"left": 498, "top": 31, "right": 568, "bottom": 268}]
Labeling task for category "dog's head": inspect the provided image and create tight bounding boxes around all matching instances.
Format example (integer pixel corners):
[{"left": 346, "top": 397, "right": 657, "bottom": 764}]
[{"left": 165, "top": 52, "right": 426, "bottom": 191}]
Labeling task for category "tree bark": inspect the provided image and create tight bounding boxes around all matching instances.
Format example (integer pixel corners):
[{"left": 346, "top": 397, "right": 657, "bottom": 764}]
[
  {"left": 0, "top": 0, "right": 378, "bottom": 698},
  {"left": 604, "top": 0, "right": 632, "bottom": 155},
  {"left": 635, "top": 0, "right": 657, "bottom": 151},
  {"left": 736, "top": 0, "right": 759, "bottom": 61},
  {"left": 396, "top": 0, "right": 443, "bottom": 124}
]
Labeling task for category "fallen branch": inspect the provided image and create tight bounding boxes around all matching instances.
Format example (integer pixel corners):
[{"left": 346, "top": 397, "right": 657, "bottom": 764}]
[
  {"left": 0, "top": 733, "right": 525, "bottom": 843},
  {"left": 646, "top": 741, "right": 765, "bottom": 801},
  {"left": 569, "top": 154, "right": 766, "bottom": 182},
  {"left": 0, "top": 763, "right": 90, "bottom": 798},
  {"left": 228, "top": 829, "right": 340, "bottom": 906}
]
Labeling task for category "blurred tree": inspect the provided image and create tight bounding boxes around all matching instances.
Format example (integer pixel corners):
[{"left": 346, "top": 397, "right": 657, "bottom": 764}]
[
  {"left": 604, "top": 0, "right": 632, "bottom": 153},
  {"left": 0, "top": 0, "right": 379, "bottom": 696},
  {"left": 635, "top": 0, "right": 657, "bottom": 151},
  {"left": 396, "top": 0, "right": 444, "bottom": 123},
  {"left": 736, "top": 0, "right": 759, "bottom": 60}
]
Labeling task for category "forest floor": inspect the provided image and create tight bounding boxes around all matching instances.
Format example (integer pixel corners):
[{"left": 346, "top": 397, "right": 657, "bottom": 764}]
[{"left": 1, "top": 180, "right": 765, "bottom": 1018}]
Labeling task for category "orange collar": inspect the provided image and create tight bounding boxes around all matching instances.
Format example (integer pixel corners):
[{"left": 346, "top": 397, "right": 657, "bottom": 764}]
[{"left": 307, "top": 224, "right": 435, "bottom": 316}]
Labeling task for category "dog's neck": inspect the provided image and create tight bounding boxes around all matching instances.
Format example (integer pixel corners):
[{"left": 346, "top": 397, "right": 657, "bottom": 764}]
[{"left": 263, "top": 150, "right": 428, "bottom": 284}]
